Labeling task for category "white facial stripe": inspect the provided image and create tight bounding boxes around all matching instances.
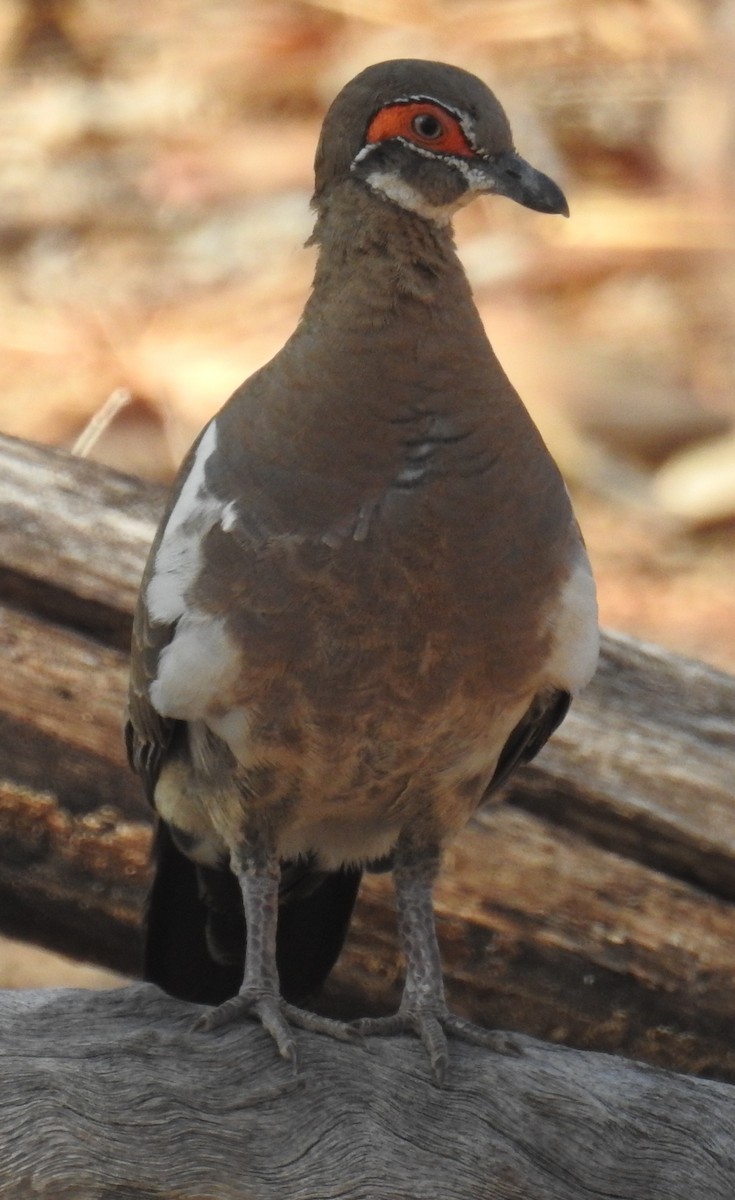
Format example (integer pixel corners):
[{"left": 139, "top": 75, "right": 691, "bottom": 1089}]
[
  {"left": 352, "top": 140, "right": 380, "bottom": 166},
  {"left": 362, "top": 166, "right": 456, "bottom": 224},
  {"left": 352, "top": 125, "right": 493, "bottom": 221},
  {"left": 354, "top": 137, "right": 443, "bottom": 171},
  {"left": 452, "top": 157, "right": 496, "bottom": 191},
  {"left": 353, "top": 135, "right": 472, "bottom": 170}
]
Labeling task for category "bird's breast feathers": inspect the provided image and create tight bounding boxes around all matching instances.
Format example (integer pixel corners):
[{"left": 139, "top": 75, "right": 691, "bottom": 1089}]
[{"left": 138, "top": 409, "right": 598, "bottom": 857}]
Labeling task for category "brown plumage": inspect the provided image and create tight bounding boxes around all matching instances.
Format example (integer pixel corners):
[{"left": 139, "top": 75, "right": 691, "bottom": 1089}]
[{"left": 127, "top": 58, "right": 598, "bottom": 1081}]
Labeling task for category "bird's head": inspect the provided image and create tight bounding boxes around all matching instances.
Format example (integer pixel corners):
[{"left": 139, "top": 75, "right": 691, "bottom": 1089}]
[{"left": 313, "top": 59, "right": 568, "bottom": 224}]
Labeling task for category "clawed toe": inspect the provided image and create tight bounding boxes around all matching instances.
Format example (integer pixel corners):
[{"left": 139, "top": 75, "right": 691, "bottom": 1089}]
[
  {"left": 194, "top": 992, "right": 298, "bottom": 1065},
  {"left": 281, "top": 1003, "right": 357, "bottom": 1043},
  {"left": 193, "top": 993, "right": 251, "bottom": 1034},
  {"left": 354, "top": 1007, "right": 519, "bottom": 1084},
  {"left": 353, "top": 1011, "right": 448, "bottom": 1082},
  {"left": 194, "top": 990, "right": 358, "bottom": 1070},
  {"left": 441, "top": 1013, "right": 522, "bottom": 1058}
]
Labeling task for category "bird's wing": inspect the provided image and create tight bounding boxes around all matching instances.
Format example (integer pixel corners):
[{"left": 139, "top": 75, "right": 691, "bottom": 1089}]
[
  {"left": 126, "top": 600, "right": 177, "bottom": 806},
  {"left": 484, "top": 687, "right": 571, "bottom": 801},
  {"left": 125, "top": 425, "right": 215, "bottom": 803},
  {"left": 126, "top": 425, "right": 365, "bottom": 1006}
]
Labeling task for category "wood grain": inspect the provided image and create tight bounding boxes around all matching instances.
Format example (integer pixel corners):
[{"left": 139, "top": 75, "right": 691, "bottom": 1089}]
[{"left": 2, "top": 984, "right": 735, "bottom": 1200}]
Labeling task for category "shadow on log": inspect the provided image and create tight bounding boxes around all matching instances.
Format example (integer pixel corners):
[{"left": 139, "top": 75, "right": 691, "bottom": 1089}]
[{"left": 1, "top": 983, "right": 735, "bottom": 1200}]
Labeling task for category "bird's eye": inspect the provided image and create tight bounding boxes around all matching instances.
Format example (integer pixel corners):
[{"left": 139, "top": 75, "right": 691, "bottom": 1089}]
[
  {"left": 412, "top": 113, "right": 443, "bottom": 140},
  {"left": 364, "top": 102, "right": 474, "bottom": 158}
]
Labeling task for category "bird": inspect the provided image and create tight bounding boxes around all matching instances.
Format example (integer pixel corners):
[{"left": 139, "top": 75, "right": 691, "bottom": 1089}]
[{"left": 126, "top": 57, "right": 599, "bottom": 1083}]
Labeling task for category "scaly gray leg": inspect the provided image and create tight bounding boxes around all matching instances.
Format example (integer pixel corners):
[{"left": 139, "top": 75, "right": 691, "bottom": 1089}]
[
  {"left": 355, "top": 844, "right": 519, "bottom": 1083},
  {"left": 195, "top": 847, "right": 354, "bottom": 1068}
]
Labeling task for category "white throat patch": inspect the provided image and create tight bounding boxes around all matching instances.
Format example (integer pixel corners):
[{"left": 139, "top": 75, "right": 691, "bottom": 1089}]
[
  {"left": 352, "top": 127, "right": 484, "bottom": 224},
  {"left": 363, "top": 165, "right": 457, "bottom": 224}
]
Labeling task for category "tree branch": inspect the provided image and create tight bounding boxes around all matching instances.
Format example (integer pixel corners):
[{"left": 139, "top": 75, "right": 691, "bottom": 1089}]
[{"left": 2, "top": 984, "right": 734, "bottom": 1200}]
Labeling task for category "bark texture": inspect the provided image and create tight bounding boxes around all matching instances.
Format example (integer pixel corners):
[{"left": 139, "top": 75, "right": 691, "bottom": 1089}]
[{"left": 1, "top": 984, "right": 735, "bottom": 1200}]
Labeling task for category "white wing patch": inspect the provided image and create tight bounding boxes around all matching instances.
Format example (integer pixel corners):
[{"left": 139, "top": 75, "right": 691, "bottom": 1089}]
[
  {"left": 145, "top": 418, "right": 249, "bottom": 729},
  {"left": 146, "top": 421, "right": 222, "bottom": 625}
]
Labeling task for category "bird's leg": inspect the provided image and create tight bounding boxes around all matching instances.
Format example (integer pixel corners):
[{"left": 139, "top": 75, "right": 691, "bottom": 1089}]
[
  {"left": 195, "top": 844, "right": 354, "bottom": 1065},
  {"left": 355, "top": 840, "right": 519, "bottom": 1083}
]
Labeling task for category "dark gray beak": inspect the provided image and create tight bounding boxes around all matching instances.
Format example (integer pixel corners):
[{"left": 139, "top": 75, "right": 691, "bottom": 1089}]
[{"left": 474, "top": 150, "right": 569, "bottom": 217}]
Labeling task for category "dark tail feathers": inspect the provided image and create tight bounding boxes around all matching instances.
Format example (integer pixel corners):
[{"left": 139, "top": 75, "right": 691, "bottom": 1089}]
[{"left": 143, "top": 821, "right": 361, "bottom": 1006}]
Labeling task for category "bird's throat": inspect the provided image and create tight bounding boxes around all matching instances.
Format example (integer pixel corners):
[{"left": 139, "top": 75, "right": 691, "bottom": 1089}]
[{"left": 307, "top": 178, "right": 470, "bottom": 314}]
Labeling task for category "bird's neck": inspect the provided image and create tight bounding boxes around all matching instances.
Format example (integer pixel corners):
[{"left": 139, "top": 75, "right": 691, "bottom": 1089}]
[
  {"left": 218, "top": 177, "right": 521, "bottom": 528},
  {"left": 305, "top": 179, "right": 473, "bottom": 319}
]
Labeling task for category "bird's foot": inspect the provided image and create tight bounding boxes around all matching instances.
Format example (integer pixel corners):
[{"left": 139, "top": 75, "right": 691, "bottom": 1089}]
[
  {"left": 194, "top": 990, "right": 356, "bottom": 1071},
  {"left": 354, "top": 1005, "right": 520, "bottom": 1085}
]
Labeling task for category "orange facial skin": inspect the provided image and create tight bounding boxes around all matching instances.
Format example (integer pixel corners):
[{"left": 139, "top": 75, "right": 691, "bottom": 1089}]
[{"left": 365, "top": 101, "right": 475, "bottom": 158}]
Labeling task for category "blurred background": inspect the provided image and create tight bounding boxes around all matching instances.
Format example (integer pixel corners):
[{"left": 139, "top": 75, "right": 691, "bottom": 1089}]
[{"left": 1, "top": 0, "right": 734, "bottom": 981}]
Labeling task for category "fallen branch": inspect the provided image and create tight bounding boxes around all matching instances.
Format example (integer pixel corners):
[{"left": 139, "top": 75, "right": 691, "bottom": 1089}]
[{"left": 1, "top": 984, "right": 734, "bottom": 1200}]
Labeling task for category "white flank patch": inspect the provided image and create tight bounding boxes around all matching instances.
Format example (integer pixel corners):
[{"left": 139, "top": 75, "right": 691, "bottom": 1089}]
[
  {"left": 147, "top": 421, "right": 223, "bottom": 625},
  {"left": 207, "top": 706, "right": 255, "bottom": 764},
  {"left": 544, "top": 553, "right": 600, "bottom": 693},
  {"left": 149, "top": 612, "right": 240, "bottom": 721}
]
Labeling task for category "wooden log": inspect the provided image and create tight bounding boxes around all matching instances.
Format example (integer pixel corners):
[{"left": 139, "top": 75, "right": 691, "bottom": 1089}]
[
  {"left": 337, "top": 805, "right": 735, "bottom": 1082},
  {"left": 0, "top": 603, "right": 145, "bottom": 974},
  {"left": 509, "top": 634, "right": 735, "bottom": 899},
  {"left": 0, "top": 432, "right": 158, "bottom": 648},
  {"left": 2, "top": 432, "right": 735, "bottom": 1082},
  {"left": 3, "top": 431, "right": 734, "bottom": 891},
  {"left": 1, "top": 984, "right": 734, "bottom": 1200}
]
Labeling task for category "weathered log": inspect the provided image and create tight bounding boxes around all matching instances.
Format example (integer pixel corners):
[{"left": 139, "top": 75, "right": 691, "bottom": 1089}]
[
  {"left": 0, "top": 604, "right": 144, "bottom": 974},
  {"left": 1, "top": 984, "right": 734, "bottom": 1200},
  {"left": 3, "top": 432, "right": 734, "bottom": 889},
  {"left": 2, "top": 432, "right": 735, "bottom": 1084},
  {"left": 0, "top": 432, "right": 158, "bottom": 648}
]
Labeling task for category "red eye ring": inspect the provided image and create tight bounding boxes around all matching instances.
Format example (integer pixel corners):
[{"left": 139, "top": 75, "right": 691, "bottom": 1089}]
[{"left": 365, "top": 101, "right": 474, "bottom": 158}]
